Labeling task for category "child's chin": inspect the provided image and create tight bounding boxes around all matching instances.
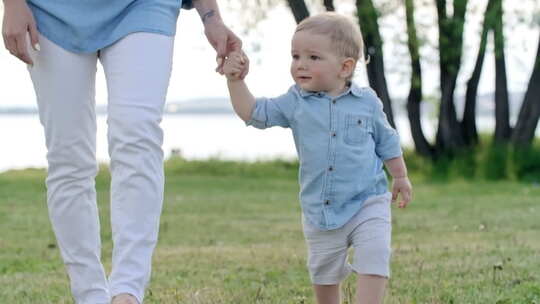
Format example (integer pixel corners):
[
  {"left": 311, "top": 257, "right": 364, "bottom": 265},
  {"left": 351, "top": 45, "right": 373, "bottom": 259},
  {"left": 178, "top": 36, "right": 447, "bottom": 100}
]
[{"left": 297, "top": 83, "right": 317, "bottom": 92}]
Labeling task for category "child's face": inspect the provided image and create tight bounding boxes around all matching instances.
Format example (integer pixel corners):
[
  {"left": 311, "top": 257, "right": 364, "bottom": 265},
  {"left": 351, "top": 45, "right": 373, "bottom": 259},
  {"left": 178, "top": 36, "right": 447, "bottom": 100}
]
[{"left": 290, "top": 31, "right": 352, "bottom": 96}]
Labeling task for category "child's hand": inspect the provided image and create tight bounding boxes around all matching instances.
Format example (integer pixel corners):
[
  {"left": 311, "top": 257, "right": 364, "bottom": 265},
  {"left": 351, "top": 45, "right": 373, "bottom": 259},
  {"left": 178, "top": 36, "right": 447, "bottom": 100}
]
[
  {"left": 223, "top": 51, "right": 248, "bottom": 81},
  {"left": 391, "top": 176, "right": 412, "bottom": 208}
]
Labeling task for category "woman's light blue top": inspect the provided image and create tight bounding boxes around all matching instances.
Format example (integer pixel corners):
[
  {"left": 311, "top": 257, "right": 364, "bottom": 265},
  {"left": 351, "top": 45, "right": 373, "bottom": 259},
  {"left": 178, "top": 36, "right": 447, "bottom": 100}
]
[
  {"left": 27, "top": 0, "right": 193, "bottom": 53},
  {"left": 247, "top": 84, "right": 402, "bottom": 231}
]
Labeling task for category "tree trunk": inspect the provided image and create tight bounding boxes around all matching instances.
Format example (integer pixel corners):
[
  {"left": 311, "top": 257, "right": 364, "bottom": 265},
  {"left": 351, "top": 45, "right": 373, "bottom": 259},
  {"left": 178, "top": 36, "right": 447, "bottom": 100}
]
[
  {"left": 462, "top": 0, "right": 495, "bottom": 145},
  {"left": 492, "top": 0, "right": 512, "bottom": 142},
  {"left": 512, "top": 34, "right": 540, "bottom": 146},
  {"left": 286, "top": 0, "right": 310, "bottom": 23},
  {"left": 435, "top": 0, "right": 468, "bottom": 153},
  {"left": 324, "top": 0, "right": 335, "bottom": 11},
  {"left": 356, "top": 0, "right": 395, "bottom": 128},
  {"left": 404, "top": 0, "right": 433, "bottom": 157}
]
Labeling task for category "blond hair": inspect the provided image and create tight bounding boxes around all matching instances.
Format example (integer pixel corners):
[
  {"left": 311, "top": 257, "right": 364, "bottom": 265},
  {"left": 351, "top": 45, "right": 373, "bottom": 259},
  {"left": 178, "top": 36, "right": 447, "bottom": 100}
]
[{"left": 295, "top": 12, "right": 364, "bottom": 61}]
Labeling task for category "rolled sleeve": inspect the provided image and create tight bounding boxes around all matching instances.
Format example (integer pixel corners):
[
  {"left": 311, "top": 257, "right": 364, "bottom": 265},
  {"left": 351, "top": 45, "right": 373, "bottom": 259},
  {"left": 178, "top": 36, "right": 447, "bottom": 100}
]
[
  {"left": 246, "top": 91, "right": 297, "bottom": 129},
  {"left": 372, "top": 99, "right": 402, "bottom": 160}
]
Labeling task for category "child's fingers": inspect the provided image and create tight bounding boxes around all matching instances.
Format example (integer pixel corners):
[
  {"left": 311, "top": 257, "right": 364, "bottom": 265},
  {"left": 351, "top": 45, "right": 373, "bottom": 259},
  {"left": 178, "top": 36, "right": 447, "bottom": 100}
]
[
  {"left": 391, "top": 188, "right": 398, "bottom": 203},
  {"left": 399, "top": 189, "right": 412, "bottom": 208},
  {"left": 240, "top": 53, "right": 250, "bottom": 79},
  {"left": 403, "top": 189, "right": 412, "bottom": 204},
  {"left": 230, "top": 68, "right": 241, "bottom": 74},
  {"left": 230, "top": 61, "right": 244, "bottom": 70}
]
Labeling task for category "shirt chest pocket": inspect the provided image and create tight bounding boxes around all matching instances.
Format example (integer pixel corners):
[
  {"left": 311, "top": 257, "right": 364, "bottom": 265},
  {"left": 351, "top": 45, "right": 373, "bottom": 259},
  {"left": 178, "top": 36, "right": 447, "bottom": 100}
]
[{"left": 344, "top": 115, "right": 372, "bottom": 145}]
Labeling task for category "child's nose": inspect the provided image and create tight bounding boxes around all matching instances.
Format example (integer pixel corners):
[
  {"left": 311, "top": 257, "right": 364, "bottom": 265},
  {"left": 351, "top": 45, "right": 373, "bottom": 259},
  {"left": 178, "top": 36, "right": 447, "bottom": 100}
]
[{"left": 297, "top": 60, "right": 308, "bottom": 70}]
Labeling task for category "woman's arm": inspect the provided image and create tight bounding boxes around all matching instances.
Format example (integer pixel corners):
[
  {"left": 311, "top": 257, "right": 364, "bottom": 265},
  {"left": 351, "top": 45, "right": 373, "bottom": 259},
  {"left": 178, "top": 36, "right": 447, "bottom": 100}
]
[
  {"left": 192, "top": 0, "right": 248, "bottom": 78},
  {"left": 2, "top": 0, "right": 40, "bottom": 65}
]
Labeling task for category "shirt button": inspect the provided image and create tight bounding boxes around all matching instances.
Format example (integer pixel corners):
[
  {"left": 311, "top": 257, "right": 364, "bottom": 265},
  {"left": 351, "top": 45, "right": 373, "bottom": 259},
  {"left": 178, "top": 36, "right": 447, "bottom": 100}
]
[
  {"left": 328, "top": 166, "right": 333, "bottom": 171},
  {"left": 332, "top": 132, "right": 337, "bottom": 137},
  {"left": 357, "top": 119, "right": 362, "bottom": 124},
  {"left": 325, "top": 200, "right": 330, "bottom": 205},
  {"left": 332, "top": 100, "right": 336, "bottom": 104}
]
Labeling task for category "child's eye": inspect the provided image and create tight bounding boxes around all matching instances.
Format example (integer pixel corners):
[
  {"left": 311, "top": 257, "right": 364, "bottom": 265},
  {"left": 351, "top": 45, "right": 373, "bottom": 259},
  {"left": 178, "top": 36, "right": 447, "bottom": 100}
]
[
  {"left": 310, "top": 55, "right": 320, "bottom": 60},
  {"left": 292, "top": 54, "right": 299, "bottom": 60}
]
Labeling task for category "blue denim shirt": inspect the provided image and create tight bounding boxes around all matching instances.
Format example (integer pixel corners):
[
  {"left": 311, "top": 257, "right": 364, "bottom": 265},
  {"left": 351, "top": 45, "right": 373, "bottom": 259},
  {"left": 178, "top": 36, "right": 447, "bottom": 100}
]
[
  {"left": 247, "top": 83, "right": 402, "bottom": 231},
  {"left": 28, "top": 0, "right": 193, "bottom": 53}
]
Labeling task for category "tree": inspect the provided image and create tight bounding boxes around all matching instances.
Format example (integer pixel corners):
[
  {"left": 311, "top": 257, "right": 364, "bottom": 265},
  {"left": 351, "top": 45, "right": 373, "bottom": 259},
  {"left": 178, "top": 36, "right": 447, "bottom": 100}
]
[
  {"left": 491, "top": 0, "right": 511, "bottom": 142},
  {"left": 323, "top": 0, "right": 335, "bottom": 11},
  {"left": 286, "top": 0, "right": 310, "bottom": 23},
  {"left": 404, "top": 0, "right": 434, "bottom": 157},
  {"left": 356, "top": 0, "right": 396, "bottom": 127},
  {"left": 512, "top": 33, "right": 540, "bottom": 146},
  {"left": 435, "top": 0, "right": 468, "bottom": 152},
  {"left": 462, "top": 0, "right": 511, "bottom": 145},
  {"left": 462, "top": 0, "right": 495, "bottom": 145}
]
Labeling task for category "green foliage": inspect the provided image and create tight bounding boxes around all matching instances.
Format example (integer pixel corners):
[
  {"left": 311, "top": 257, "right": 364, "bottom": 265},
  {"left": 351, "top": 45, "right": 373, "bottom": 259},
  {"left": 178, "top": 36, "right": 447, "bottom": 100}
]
[
  {"left": 165, "top": 156, "right": 299, "bottom": 180},
  {"left": 481, "top": 143, "right": 510, "bottom": 181},
  {"left": 402, "top": 136, "right": 540, "bottom": 182},
  {"left": 512, "top": 144, "right": 540, "bottom": 182}
]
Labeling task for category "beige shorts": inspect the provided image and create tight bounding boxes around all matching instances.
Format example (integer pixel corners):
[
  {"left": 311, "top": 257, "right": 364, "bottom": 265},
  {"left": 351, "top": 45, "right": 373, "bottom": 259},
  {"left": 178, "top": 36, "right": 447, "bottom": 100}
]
[{"left": 302, "top": 192, "right": 392, "bottom": 285}]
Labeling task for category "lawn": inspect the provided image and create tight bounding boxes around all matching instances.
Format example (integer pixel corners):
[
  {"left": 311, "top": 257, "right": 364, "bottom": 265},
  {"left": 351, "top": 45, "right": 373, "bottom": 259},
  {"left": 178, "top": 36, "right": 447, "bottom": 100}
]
[{"left": 0, "top": 159, "right": 539, "bottom": 303}]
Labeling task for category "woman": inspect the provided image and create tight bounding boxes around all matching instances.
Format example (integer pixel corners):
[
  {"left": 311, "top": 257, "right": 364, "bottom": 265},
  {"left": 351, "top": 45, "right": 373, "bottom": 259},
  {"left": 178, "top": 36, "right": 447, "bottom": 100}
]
[{"left": 2, "top": 0, "right": 247, "bottom": 303}]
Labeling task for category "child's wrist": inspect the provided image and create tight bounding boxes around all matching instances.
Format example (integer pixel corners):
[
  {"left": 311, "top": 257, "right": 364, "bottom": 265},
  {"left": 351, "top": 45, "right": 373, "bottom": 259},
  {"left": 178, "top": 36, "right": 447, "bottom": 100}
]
[{"left": 226, "top": 77, "right": 242, "bottom": 83}]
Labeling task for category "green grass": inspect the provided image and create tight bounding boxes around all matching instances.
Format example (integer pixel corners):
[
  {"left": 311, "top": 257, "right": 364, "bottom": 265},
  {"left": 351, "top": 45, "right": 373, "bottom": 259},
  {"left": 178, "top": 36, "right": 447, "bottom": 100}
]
[{"left": 0, "top": 159, "right": 539, "bottom": 303}]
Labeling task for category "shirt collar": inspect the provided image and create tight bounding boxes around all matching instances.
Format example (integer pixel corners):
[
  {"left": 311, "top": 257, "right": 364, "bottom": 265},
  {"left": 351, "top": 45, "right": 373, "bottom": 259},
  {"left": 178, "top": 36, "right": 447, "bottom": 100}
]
[{"left": 294, "top": 82, "right": 365, "bottom": 99}]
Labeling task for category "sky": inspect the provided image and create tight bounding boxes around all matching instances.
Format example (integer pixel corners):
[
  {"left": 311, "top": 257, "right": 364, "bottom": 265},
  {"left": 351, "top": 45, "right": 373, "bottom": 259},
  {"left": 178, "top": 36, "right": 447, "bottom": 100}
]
[{"left": 0, "top": 1, "right": 538, "bottom": 109}]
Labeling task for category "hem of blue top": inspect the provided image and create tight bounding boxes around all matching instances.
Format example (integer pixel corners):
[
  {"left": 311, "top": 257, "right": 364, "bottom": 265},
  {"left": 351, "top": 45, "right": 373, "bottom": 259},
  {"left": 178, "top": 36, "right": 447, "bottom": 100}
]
[
  {"left": 37, "top": 27, "right": 175, "bottom": 54},
  {"left": 303, "top": 189, "right": 389, "bottom": 231}
]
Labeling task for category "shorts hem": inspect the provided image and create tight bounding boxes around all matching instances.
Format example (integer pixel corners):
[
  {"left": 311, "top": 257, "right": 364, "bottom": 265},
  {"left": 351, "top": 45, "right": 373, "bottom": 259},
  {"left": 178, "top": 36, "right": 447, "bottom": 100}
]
[
  {"left": 310, "top": 267, "right": 352, "bottom": 285},
  {"left": 350, "top": 264, "right": 390, "bottom": 278}
]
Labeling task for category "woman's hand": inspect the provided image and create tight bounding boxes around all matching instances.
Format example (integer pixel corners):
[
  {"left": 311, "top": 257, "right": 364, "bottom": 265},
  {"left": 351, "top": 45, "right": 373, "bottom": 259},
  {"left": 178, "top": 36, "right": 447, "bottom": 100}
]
[
  {"left": 2, "top": 0, "right": 40, "bottom": 65},
  {"left": 223, "top": 51, "right": 248, "bottom": 81},
  {"left": 203, "top": 19, "right": 249, "bottom": 79}
]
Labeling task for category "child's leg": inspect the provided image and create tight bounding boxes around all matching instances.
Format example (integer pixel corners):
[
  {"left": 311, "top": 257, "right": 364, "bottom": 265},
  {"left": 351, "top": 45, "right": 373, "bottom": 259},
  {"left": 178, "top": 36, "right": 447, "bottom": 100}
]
[
  {"left": 313, "top": 284, "right": 340, "bottom": 304},
  {"left": 349, "top": 194, "right": 392, "bottom": 304},
  {"left": 302, "top": 217, "right": 351, "bottom": 304},
  {"left": 356, "top": 274, "right": 387, "bottom": 304}
]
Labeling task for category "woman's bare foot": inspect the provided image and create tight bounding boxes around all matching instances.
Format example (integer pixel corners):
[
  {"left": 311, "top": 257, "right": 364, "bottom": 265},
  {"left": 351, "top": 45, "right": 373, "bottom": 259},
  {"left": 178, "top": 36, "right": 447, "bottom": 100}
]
[{"left": 111, "top": 293, "right": 139, "bottom": 304}]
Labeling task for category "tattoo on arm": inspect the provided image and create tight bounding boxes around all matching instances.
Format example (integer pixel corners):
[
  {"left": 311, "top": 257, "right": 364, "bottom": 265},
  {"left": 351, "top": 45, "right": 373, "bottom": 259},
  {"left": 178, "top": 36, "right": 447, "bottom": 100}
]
[{"left": 201, "top": 10, "right": 216, "bottom": 23}]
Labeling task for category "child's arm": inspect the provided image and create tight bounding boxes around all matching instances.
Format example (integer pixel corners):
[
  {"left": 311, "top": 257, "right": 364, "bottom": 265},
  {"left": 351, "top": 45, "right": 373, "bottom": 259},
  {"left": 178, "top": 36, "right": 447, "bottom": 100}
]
[
  {"left": 384, "top": 156, "right": 412, "bottom": 209},
  {"left": 227, "top": 80, "right": 255, "bottom": 122},
  {"left": 224, "top": 52, "right": 255, "bottom": 122}
]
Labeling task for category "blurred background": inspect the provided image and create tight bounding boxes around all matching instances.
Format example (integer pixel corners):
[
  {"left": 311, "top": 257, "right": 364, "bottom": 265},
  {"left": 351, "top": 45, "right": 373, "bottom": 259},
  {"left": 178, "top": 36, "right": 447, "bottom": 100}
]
[{"left": 1, "top": 0, "right": 539, "bottom": 180}]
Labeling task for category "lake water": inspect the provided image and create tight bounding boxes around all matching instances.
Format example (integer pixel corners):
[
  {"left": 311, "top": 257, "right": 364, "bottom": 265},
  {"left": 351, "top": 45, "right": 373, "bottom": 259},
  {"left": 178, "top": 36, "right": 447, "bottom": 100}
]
[{"left": 0, "top": 113, "right": 535, "bottom": 173}]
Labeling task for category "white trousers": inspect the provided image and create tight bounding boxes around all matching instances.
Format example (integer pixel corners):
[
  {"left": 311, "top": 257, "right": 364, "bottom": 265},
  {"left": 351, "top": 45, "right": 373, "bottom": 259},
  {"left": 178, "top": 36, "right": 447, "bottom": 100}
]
[{"left": 28, "top": 32, "right": 174, "bottom": 304}]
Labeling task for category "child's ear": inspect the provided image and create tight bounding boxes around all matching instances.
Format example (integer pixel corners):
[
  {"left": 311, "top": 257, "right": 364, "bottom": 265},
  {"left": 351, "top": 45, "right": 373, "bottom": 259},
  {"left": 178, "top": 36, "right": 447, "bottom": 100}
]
[{"left": 340, "top": 58, "right": 356, "bottom": 79}]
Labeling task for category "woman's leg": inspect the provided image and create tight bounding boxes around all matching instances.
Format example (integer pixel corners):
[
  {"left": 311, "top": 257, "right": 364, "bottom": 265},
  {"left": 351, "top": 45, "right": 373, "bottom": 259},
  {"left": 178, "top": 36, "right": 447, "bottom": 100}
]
[
  {"left": 28, "top": 35, "right": 109, "bottom": 303},
  {"left": 99, "top": 32, "right": 174, "bottom": 303}
]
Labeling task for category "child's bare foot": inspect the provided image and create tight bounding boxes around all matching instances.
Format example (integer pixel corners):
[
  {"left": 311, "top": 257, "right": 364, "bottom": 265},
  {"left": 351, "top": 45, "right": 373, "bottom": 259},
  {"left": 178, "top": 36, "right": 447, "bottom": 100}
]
[{"left": 111, "top": 293, "right": 139, "bottom": 304}]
